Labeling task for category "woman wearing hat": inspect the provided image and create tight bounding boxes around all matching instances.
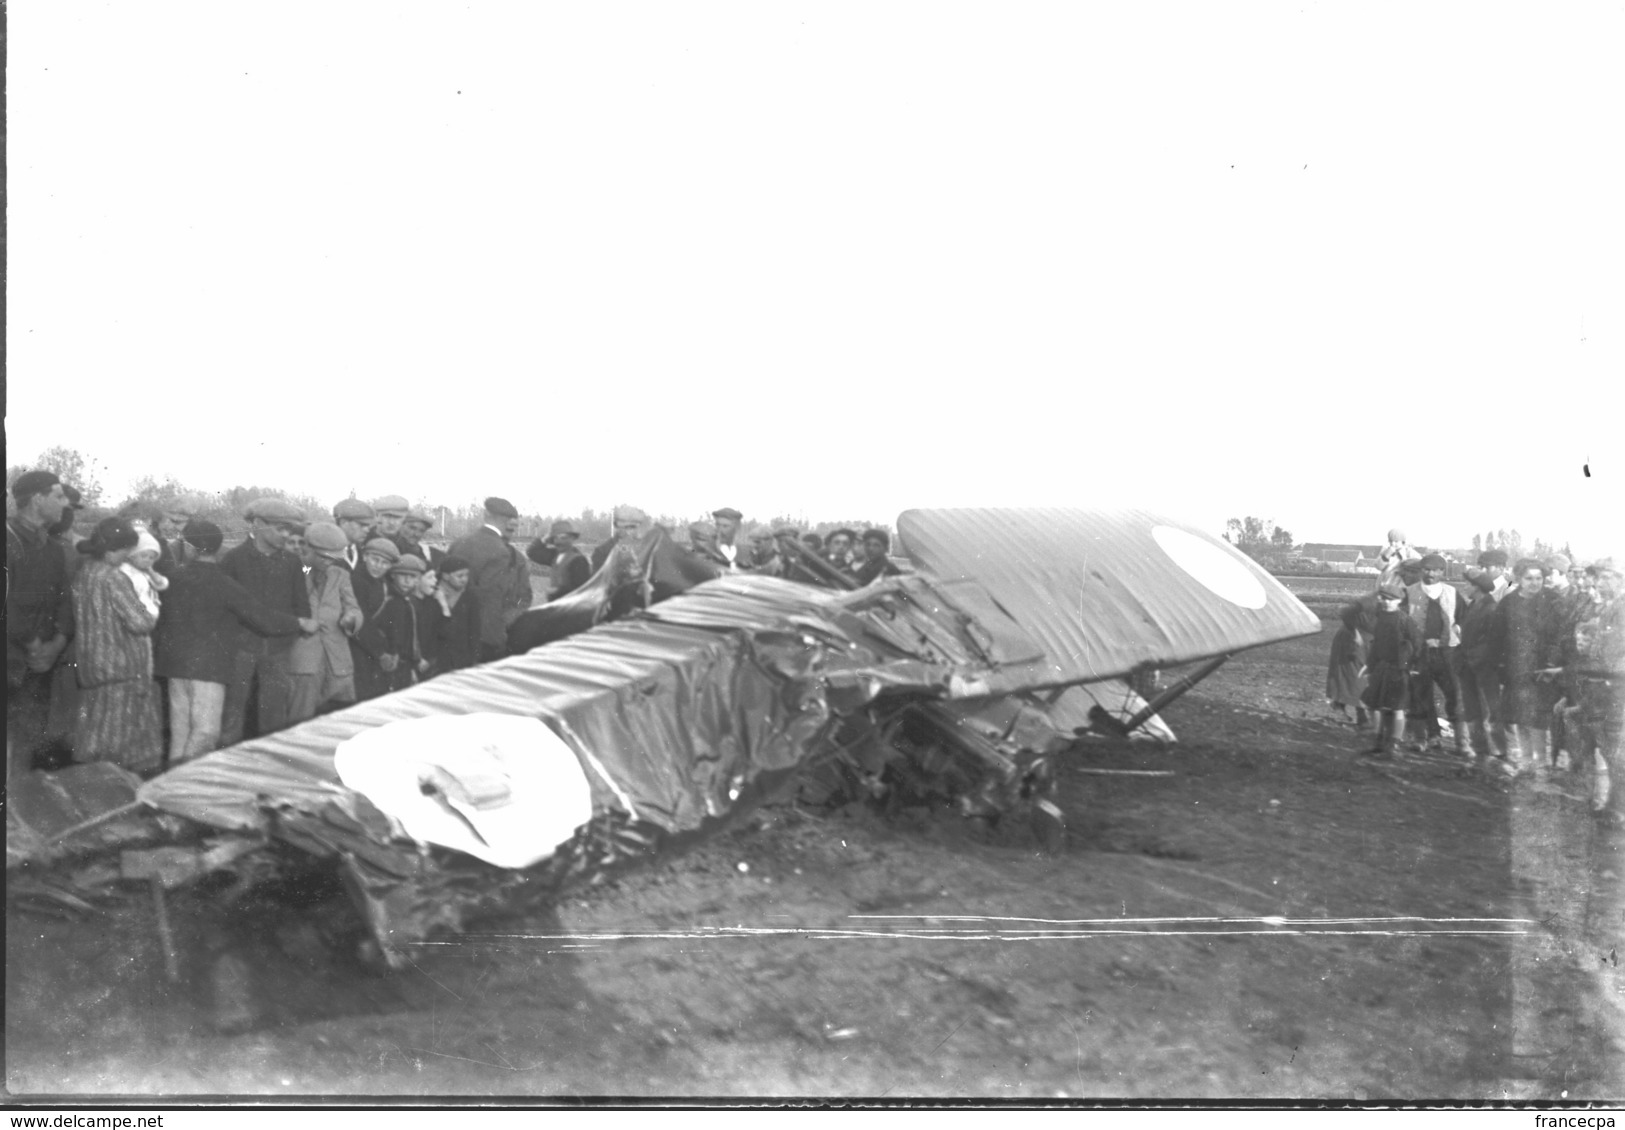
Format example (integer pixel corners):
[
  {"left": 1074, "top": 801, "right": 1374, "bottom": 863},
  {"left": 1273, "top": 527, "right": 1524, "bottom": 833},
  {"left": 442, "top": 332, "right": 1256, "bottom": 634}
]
[
  {"left": 71, "top": 518, "right": 164, "bottom": 774},
  {"left": 424, "top": 554, "right": 482, "bottom": 676}
]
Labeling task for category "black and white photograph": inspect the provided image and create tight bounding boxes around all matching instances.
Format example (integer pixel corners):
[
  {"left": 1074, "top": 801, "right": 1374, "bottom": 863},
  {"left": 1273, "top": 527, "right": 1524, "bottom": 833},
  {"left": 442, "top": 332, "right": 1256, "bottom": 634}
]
[{"left": 6, "top": 0, "right": 1623, "bottom": 1108}]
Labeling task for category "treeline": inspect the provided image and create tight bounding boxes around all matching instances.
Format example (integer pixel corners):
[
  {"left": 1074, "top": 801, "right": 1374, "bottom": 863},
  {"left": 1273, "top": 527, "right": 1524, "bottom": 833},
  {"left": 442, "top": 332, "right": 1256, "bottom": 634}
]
[{"left": 5, "top": 448, "right": 890, "bottom": 545}]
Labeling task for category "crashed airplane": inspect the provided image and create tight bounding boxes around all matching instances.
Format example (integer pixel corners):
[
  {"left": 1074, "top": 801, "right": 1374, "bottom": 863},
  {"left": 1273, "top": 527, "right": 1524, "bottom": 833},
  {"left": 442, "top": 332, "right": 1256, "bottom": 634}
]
[{"left": 8, "top": 508, "right": 1320, "bottom": 969}]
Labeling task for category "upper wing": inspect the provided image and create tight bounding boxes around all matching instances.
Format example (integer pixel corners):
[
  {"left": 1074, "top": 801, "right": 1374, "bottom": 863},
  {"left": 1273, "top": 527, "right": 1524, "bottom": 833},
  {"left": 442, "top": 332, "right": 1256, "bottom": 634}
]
[{"left": 885, "top": 507, "right": 1321, "bottom": 695}]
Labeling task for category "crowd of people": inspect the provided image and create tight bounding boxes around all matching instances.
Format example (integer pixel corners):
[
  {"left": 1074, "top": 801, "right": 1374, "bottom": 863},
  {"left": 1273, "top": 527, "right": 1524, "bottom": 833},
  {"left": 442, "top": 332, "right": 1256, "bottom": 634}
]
[
  {"left": 5, "top": 474, "right": 901, "bottom": 784},
  {"left": 1328, "top": 529, "right": 1623, "bottom": 827}
]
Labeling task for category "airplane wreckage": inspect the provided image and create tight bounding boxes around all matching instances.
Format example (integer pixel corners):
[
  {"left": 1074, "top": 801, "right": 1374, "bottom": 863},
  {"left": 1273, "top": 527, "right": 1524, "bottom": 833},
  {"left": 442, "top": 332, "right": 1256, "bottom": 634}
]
[{"left": 9, "top": 508, "right": 1320, "bottom": 977}]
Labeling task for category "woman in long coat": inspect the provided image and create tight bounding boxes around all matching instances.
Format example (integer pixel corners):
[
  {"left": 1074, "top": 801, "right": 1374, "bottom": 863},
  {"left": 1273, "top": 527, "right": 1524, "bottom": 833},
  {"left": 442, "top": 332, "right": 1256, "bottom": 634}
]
[
  {"left": 72, "top": 517, "right": 163, "bottom": 774},
  {"left": 1497, "top": 558, "right": 1559, "bottom": 767}
]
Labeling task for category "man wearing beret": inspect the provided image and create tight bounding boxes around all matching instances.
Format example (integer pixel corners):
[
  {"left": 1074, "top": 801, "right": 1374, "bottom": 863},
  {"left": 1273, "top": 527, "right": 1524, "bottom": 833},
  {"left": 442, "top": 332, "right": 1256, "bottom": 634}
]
[
  {"left": 448, "top": 497, "right": 534, "bottom": 663},
  {"left": 332, "top": 498, "right": 376, "bottom": 572},
  {"left": 218, "top": 498, "right": 314, "bottom": 745},
  {"left": 711, "top": 507, "right": 754, "bottom": 573},
  {"left": 7, "top": 470, "right": 76, "bottom": 779}
]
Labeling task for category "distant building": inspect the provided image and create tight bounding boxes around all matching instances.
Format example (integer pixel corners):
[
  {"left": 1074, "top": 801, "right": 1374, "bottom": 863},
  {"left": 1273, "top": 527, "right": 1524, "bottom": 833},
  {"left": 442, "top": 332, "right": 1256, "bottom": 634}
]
[{"left": 1299, "top": 543, "right": 1382, "bottom": 574}]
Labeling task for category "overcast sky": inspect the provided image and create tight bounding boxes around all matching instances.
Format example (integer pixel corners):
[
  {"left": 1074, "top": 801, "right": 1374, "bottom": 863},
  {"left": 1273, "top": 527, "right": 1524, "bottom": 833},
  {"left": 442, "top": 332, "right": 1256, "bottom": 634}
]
[{"left": 8, "top": 3, "right": 1622, "bottom": 555}]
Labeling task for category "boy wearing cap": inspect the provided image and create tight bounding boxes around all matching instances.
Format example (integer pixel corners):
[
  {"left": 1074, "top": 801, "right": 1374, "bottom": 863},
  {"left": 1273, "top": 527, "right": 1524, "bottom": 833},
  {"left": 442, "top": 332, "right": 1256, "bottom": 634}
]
[
  {"left": 447, "top": 497, "right": 533, "bottom": 663},
  {"left": 218, "top": 498, "right": 313, "bottom": 745},
  {"left": 287, "top": 522, "right": 364, "bottom": 722},
  {"left": 349, "top": 538, "right": 403, "bottom": 699},
  {"left": 393, "top": 554, "right": 432, "bottom": 684},
  {"left": 1361, "top": 581, "right": 1422, "bottom": 758},
  {"left": 156, "top": 521, "right": 315, "bottom": 761},
  {"left": 353, "top": 553, "right": 427, "bottom": 697}
]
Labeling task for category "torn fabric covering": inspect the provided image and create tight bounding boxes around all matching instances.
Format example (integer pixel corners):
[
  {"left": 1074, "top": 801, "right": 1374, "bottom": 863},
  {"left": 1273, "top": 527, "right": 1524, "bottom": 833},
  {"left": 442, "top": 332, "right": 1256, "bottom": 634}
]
[
  {"left": 892, "top": 508, "right": 1322, "bottom": 693},
  {"left": 140, "top": 580, "right": 865, "bottom": 841}
]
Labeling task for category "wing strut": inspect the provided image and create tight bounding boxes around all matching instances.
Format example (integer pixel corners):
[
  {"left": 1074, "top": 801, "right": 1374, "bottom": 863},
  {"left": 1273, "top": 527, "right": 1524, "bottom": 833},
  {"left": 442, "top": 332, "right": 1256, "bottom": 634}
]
[{"left": 1108, "top": 654, "right": 1232, "bottom": 736}]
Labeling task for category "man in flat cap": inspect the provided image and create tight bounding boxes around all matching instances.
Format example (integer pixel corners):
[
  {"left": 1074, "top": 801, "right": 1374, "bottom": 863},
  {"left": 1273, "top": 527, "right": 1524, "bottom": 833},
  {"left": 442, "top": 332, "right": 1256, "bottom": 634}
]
[
  {"left": 7, "top": 470, "right": 76, "bottom": 779},
  {"left": 1477, "top": 548, "right": 1512, "bottom": 603},
  {"left": 710, "top": 507, "right": 753, "bottom": 573},
  {"left": 398, "top": 509, "right": 442, "bottom": 569},
  {"left": 373, "top": 495, "right": 411, "bottom": 550},
  {"left": 527, "top": 519, "right": 592, "bottom": 601},
  {"left": 332, "top": 498, "right": 376, "bottom": 572},
  {"left": 286, "top": 522, "right": 363, "bottom": 723},
  {"left": 592, "top": 505, "right": 649, "bottom": 573},
  {"left": 154, "top": 493, "right": 206, "bottom": 575},
  {"left": 218, "top": 497, "right": 314, "bottom": 745},
  {"left": 747, "top": 525, "right": 781, "bottom": 576},
  {"left": 448, "top": 497, "right": 534, "bottom": 662}
]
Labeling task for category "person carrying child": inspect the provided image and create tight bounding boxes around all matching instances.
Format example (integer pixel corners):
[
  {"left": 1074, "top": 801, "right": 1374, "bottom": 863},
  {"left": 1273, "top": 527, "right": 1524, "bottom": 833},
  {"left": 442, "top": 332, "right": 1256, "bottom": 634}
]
[{"left": 1361, "top": 579, "right": 1422, "bottom": 758}]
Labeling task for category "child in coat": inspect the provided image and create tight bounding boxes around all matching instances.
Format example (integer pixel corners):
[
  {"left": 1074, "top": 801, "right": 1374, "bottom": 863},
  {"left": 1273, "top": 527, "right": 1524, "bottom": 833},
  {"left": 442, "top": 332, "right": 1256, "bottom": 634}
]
[
  {"left": 1361, "top": 581, "right": 1423, "bottom": 757},
  {"left": 1327, "top": 605, "right": 1368, "bottom": 729}
]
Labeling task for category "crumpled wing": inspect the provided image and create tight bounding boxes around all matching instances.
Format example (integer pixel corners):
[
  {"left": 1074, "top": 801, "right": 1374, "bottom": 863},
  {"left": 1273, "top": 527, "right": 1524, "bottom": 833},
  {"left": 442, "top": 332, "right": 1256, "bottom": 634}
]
[{"left": 894, "top": 507, "right": 1321, "bottom": 694}]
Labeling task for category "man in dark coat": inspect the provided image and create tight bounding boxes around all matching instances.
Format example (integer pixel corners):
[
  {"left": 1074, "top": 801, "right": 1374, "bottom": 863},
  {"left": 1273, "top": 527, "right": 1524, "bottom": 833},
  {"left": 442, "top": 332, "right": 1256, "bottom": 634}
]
[
  {"left": 853, "top": 528, "right": 903, "bottom": 586},
  {"left": 7, "top": 470, "right": 75, "bottom": 779},
  {"left": 155, "top": 520, "right": 312, "bottom": 763},
  {"left": 1456, "top": 571, "right": 1508, "bottom": 766},
  {"left": 447, "top": 497, "right": 534, "bottom": 663},
  {"left": 218, "top": 498, "right": 313, "bottom": 745}
]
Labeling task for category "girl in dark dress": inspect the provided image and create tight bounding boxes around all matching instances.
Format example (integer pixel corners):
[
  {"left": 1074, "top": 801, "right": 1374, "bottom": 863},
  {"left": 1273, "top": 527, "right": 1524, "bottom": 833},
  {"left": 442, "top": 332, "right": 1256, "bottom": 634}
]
[{"left": 1361, "top": 583, "right": 1421, "bottom": 757}]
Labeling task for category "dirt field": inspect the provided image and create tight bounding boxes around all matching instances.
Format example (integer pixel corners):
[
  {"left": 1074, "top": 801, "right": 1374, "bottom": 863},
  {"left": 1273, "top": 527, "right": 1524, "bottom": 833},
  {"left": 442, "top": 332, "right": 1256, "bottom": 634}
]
[{"left": 7, "top": 622, "right": 1623, "bottom": 1102}]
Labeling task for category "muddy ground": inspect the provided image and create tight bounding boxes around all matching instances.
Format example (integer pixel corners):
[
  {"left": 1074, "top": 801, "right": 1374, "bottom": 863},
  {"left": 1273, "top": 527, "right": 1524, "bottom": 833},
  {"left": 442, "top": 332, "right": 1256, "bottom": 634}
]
[{"left": 7, "top": 622, "right": 1623, "bottom": 1102}]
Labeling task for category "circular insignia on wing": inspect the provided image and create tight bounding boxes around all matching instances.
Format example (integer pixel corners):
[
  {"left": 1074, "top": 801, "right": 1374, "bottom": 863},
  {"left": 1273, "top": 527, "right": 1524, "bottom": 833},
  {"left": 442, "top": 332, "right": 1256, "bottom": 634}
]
[{"left": 1150, "top": 525, "right": 1268, "bottom": 610}]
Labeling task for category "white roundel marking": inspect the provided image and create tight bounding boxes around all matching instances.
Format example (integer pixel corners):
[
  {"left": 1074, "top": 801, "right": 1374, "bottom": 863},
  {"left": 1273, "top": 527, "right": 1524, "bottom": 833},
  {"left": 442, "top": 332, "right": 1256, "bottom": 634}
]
[{"left": 1150, "top": 525, "right": 1268, "bottom": 610}]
